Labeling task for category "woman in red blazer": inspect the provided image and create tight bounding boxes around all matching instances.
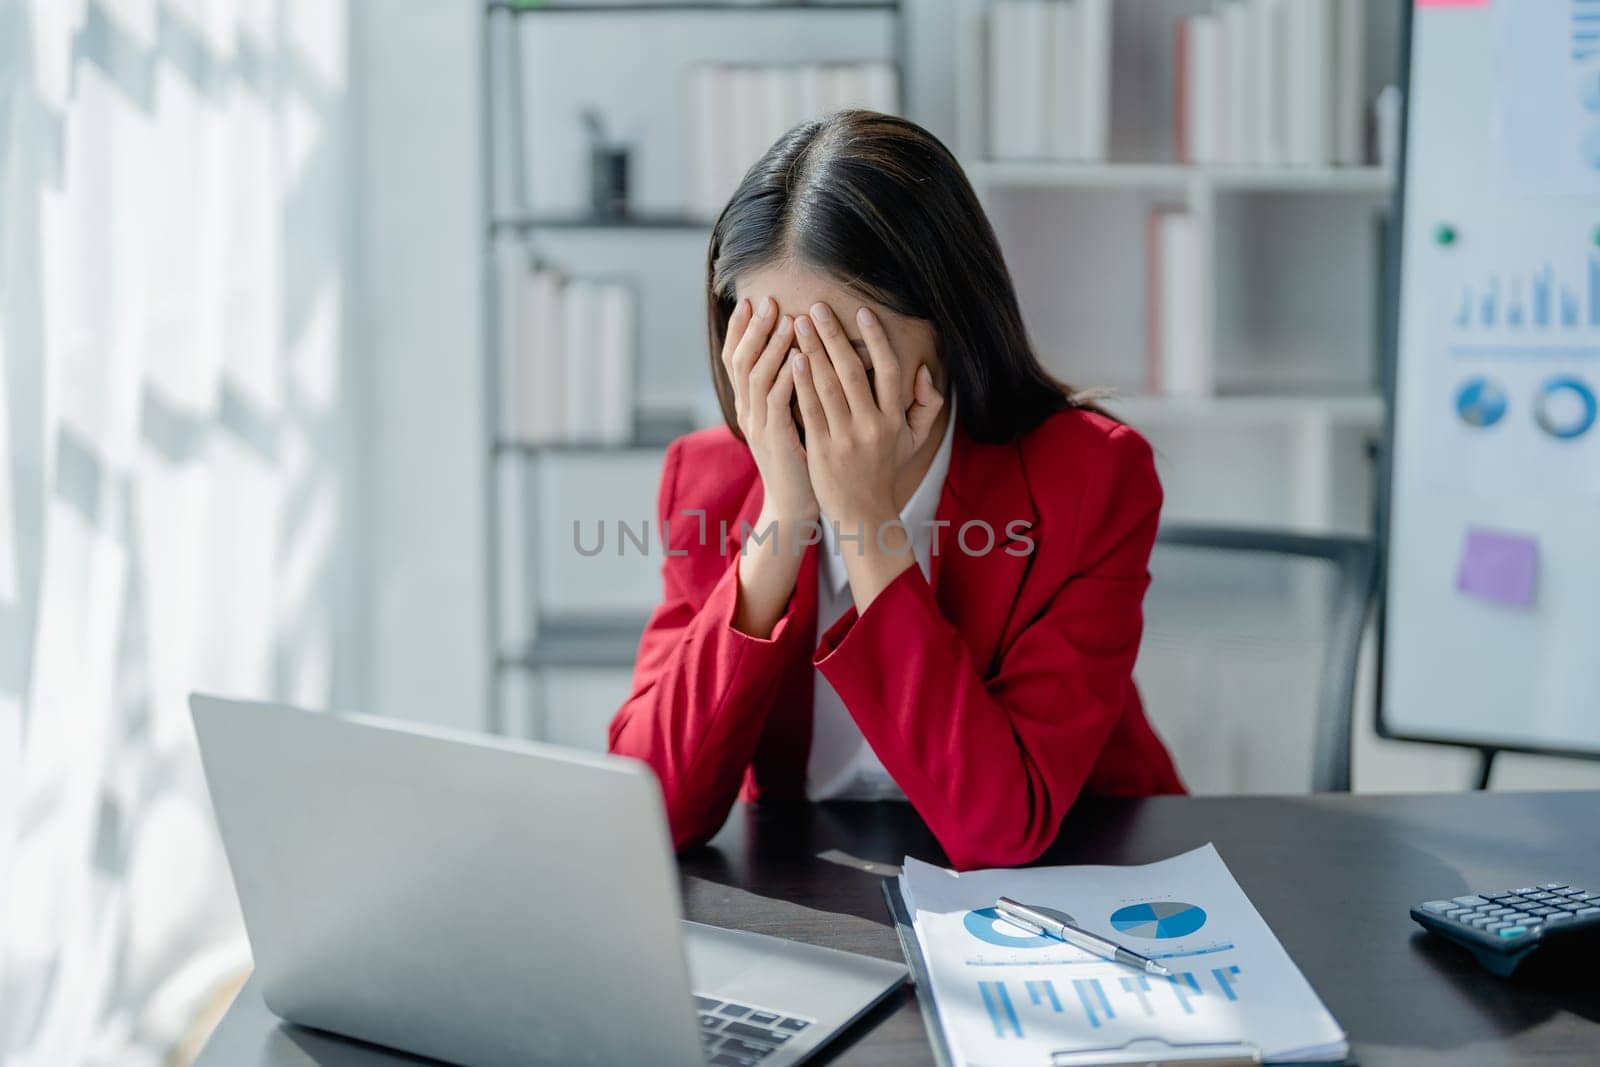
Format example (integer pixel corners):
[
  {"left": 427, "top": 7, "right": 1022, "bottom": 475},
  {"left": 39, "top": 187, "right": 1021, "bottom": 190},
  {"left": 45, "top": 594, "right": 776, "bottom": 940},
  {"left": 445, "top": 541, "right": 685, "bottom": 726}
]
[{"left": 609, "top": 111, "right": 1183, "bottom": 870}]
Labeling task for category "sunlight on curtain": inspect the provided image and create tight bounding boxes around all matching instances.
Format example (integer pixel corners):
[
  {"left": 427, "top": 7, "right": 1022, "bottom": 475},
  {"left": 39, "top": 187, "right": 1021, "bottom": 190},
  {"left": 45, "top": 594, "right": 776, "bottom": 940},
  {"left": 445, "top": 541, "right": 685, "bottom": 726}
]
[{"left": 0, "top": 1, "right": 350, "bottom": 1063}]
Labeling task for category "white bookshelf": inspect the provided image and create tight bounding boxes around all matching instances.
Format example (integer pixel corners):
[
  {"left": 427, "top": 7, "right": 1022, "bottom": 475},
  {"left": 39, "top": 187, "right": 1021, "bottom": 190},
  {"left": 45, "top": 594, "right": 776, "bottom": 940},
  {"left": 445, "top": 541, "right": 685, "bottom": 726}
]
[{"left": 955, "top": 0, "right": 1401, "bottom": 537}]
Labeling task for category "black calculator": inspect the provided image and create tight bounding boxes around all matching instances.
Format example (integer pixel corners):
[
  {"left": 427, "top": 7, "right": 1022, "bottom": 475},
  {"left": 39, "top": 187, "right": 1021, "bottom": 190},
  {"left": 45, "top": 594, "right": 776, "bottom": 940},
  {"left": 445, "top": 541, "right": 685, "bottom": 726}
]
[{"left": 1411, "top": 882, "right": 1600, "bottom": 976}]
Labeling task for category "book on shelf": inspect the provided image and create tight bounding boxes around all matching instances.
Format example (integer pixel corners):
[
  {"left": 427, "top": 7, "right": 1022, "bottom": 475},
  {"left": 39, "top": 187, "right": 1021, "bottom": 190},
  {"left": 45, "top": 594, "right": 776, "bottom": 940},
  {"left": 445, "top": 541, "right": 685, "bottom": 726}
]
[
  {"left": 1144, "top": 205, "right": 1210, "bottom": 398},
  {"left": 517, "top": 263, "right": 567, "bottom": 443},
  {"left": 504, "top": 258, "right": 637, "bottom": 447},
  {"left": 986, "top": 0, "right": 1111, "bottom": 162},
  {"left": 1178, "top": 14, "right": 1220, "bottom": 165},
  {"left": 1249, "top": 0, "right": 1279, "bottom": 165},
  {"left": 1178, "top": 0, "right": 1368, "bottom": 168},
  {"left": 685, "top": 61, "right": 899, "bottom": 221}
]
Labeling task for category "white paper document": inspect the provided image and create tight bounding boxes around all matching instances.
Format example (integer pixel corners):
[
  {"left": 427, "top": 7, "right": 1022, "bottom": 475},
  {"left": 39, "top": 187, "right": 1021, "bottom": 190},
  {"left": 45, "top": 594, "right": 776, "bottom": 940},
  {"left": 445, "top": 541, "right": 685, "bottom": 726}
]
[{"left": 899, "top": 845, "right": 1347, "bottom": 1066}]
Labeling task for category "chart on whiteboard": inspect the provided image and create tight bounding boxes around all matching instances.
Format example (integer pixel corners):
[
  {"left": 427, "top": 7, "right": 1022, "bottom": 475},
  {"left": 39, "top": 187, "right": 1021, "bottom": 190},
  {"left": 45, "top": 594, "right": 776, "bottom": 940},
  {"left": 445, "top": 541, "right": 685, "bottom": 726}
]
[
  {"left": 898, "top": 846, "right": 1347, "bottom": 1066},
  {"left": 1419, "top": 234, "right": 1600, "bottom": 498}
]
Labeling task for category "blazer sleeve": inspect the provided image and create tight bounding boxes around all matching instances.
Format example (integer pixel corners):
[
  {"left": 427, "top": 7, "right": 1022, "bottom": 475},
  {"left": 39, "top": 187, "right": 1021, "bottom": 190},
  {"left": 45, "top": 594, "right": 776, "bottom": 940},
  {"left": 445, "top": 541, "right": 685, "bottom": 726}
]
[
  {"left": 812, "top": 425, "right": 1162, "bottom": 870},
  {"left": 607, "top": 440, "right": 809, "bottom": 849}
]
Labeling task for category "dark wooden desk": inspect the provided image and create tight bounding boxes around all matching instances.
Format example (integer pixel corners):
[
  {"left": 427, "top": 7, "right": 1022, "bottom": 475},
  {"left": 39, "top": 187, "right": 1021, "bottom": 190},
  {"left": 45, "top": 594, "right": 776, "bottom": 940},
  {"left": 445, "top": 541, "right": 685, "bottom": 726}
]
[{"left": 200, "top": 792, "right": 1600, "bottom": 1066}]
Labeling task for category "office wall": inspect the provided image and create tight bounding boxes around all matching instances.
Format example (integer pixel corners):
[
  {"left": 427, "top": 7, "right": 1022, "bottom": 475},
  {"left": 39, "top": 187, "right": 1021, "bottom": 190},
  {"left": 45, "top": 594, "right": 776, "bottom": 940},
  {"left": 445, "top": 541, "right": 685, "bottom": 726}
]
[{"left": 0, "top": 1, "right": 356, "bottom": 1061}]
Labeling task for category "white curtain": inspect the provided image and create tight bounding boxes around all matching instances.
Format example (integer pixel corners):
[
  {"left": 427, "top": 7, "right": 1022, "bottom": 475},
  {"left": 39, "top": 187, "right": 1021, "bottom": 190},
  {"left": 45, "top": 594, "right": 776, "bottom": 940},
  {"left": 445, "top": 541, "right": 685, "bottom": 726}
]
[{"left": 0, "top": 1, "right": 353, "bottom": 1063}]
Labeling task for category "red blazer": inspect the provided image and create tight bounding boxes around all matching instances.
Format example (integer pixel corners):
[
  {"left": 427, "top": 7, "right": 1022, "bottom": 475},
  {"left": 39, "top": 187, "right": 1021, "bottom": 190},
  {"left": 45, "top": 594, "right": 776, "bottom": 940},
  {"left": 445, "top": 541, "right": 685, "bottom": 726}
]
[{"left": 608, "top": 408, "right": 1184, "bottom": 869}]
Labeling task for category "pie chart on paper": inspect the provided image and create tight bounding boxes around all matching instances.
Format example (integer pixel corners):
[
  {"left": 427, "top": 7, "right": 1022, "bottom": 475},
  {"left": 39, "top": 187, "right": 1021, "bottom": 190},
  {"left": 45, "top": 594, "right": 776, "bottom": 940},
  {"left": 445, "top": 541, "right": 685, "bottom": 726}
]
[{"left": 1110, "top": 901, "right": 1208, "bottom": 940}]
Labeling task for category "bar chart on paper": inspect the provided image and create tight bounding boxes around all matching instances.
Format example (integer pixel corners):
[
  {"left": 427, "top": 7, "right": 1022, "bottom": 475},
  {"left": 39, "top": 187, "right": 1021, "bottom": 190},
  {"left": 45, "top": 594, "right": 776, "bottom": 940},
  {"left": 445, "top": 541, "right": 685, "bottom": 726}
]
[{"left": 974, "top": 965, "right": 1248, "bottom": 1039}]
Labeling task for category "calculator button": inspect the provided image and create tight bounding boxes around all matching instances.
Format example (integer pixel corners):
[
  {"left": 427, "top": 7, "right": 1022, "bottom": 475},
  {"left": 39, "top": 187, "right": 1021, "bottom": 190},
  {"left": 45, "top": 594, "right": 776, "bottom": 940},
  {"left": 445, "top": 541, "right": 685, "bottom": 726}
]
[
  {"left": 1419, "top": 900, "right": 1455, "bottom": 914},
  {"left": 1541, "top": 884, "right": 1567, "bottom": 890},
  {"left": 1452, "top": 895, "right": 1487, "bottom": 906},
  {"left": 1545, "top": 914, "right": 1575, "bottom": 926},
  {"left": 1514, "top": 887, "right": 1540, "bottom": 894},
  {"left": 1498, "top": 926, "right": 1530, "bottom": 938},
  {"left": 1503, "top": 912, "right": 1535, "bottom": 923},
  {"left": 1577, "top": 908, "right": 1600, "bottom": 919}
]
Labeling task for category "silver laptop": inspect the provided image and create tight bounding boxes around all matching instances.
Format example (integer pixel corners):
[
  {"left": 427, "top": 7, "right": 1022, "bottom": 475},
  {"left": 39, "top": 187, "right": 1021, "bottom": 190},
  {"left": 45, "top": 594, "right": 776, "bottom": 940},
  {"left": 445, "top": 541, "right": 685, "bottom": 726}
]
[{"left": 191, "top": 695, "right": 906, "bottom": 1067}]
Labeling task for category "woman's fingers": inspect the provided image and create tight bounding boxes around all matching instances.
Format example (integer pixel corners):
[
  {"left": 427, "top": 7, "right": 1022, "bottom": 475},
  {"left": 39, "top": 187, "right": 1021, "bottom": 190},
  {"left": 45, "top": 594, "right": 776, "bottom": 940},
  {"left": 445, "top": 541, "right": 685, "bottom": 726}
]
[
  {"left": 906, "top": 364, "right": 945, "bottom": 452},
  {"left": 765, "top": 358, "right": 799, "bottom": 443},
  {"left": 730, "top": 297, "right": 777, "bottom": 418},
  {"left": 855, "top": 306, "right": 902, "bottom": 415},
  {"left": 746, "top": 315, "right": 795, "bottom": 433},
  {"left": 791, "top": 349, "right": 829, "bottom": 442},
  {"left": 721, "top": 297, "right": 753, "bottom": 373},
  {"left": 721, "top": 298, "right": 753, "bottom": 408},
  {"left": 794, "top": 315, "right": 852, "bottom": 431},
  {"left": 808, "top": 302, "right": 875, "bottom": 414}
]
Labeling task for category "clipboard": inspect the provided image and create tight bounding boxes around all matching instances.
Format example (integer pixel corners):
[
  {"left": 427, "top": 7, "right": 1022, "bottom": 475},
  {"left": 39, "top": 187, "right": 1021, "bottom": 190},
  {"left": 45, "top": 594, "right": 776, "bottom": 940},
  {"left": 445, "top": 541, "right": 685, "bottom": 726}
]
[{"left": 881, "top": 880, "right": 1358, "bottom": 1067}]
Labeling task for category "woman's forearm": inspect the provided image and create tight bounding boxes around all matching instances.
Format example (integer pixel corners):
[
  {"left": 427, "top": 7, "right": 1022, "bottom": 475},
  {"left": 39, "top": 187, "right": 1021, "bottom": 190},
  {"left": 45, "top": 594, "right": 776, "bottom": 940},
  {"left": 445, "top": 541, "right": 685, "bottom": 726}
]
[
  {"left": 733, "top": 507, "right": 809, "bottom": 638},
  {"left": 836, "top": 508, "right": 919, "bottom": 617}
]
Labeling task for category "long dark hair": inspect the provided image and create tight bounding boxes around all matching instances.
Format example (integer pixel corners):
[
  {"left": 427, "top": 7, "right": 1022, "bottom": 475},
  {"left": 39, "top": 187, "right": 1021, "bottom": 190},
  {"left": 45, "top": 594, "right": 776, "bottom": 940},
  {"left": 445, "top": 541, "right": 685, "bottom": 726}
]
[{"left": 706, "top": 109, "right": 1100, "bottom": 445}]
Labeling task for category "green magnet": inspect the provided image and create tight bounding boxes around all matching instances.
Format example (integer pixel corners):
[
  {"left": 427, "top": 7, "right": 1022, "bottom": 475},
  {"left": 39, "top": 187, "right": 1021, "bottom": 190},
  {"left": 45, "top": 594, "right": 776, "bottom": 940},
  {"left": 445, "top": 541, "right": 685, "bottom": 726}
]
[{"left": 1434, "top": 224, "right": 1458, "bottom": 247}]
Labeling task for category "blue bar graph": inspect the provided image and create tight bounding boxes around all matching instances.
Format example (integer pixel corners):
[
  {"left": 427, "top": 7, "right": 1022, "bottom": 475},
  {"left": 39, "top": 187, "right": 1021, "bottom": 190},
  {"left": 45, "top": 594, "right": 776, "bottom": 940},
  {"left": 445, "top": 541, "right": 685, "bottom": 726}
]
[
  {"left": 1563, "top": 287, "right": 1581, "bottom": 327},
  {"left": 979, "top": 980, "right": 1024, "bottom": 1038},
  {"left": 1167, "top": 971, "right": 1205, "bottom": 1014},
  {"left": 1533, "top": 266, "right": 1553, "bottom": 327},
  {"left": 1212, "top": 965, "right": 1242, "bottom": 1001},
  {"left": 1119, "top": 974, "right": 1156, "bottom": 1015},
  {"left": 1454, "top": 257, "right": 1600, "bottom": 334},
  {"left": 969, "top": 965, "right": 1254, "bottom": 1043},
  {"left": 1073, "top": 979, "right": 1116, "bottom": 1029},
  {"left": 1025, "top": 979, "right": 1063, "bottom": 1012}
]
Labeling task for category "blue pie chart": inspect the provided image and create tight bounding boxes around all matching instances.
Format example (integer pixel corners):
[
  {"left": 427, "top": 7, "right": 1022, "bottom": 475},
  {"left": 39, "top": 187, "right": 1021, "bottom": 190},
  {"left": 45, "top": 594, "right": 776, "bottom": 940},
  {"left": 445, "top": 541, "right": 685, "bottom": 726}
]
[
  {"left": 1455, "top": 377, "right": 1508, "bottom": 429},
  {"left": 1535, "top": 376, "right": 1597, "bottom": 440},
  {"left": 1110, "top": 901, "right": 1208, "bottom": 940},
  {"left": 963, "top": 907, "right": 1056, "bottom": 948}
]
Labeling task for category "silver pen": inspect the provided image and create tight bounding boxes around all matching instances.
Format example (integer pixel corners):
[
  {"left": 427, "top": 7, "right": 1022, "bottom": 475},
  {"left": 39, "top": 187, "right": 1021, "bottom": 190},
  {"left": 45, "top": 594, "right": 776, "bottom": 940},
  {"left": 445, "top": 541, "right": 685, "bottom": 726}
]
[{"left": 994, "top": 896, "right": 1173, "bottom": 977}]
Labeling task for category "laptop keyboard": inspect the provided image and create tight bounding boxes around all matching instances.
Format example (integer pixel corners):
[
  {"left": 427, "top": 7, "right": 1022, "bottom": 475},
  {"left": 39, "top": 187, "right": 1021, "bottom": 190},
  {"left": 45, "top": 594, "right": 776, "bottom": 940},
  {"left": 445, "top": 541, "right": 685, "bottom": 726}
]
[{"left": 693, "top": 994, "right": 813, "bottom": 1066}]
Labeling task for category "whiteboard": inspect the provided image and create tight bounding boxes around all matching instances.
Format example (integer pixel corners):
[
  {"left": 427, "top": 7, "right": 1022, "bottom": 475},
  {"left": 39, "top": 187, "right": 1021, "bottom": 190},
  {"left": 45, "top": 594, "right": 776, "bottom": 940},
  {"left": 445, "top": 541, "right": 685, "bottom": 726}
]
[{"left": 1380, "top": 0, "right": 1600, "bottom": 757}]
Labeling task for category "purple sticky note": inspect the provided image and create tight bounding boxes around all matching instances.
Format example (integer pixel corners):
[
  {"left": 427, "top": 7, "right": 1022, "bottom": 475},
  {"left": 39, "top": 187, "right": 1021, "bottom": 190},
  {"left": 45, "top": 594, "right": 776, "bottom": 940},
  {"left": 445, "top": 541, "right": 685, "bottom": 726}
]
[{"left": 1456, "top": 527, "right": 1539, "bottom": 609}]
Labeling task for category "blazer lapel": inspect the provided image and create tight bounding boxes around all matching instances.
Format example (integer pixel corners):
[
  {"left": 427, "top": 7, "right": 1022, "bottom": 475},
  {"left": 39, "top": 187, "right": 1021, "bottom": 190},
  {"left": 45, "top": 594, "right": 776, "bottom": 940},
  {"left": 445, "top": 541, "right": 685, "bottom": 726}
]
[{"left": 929, "top": 430, "right": 1039, "bottom": 675}]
